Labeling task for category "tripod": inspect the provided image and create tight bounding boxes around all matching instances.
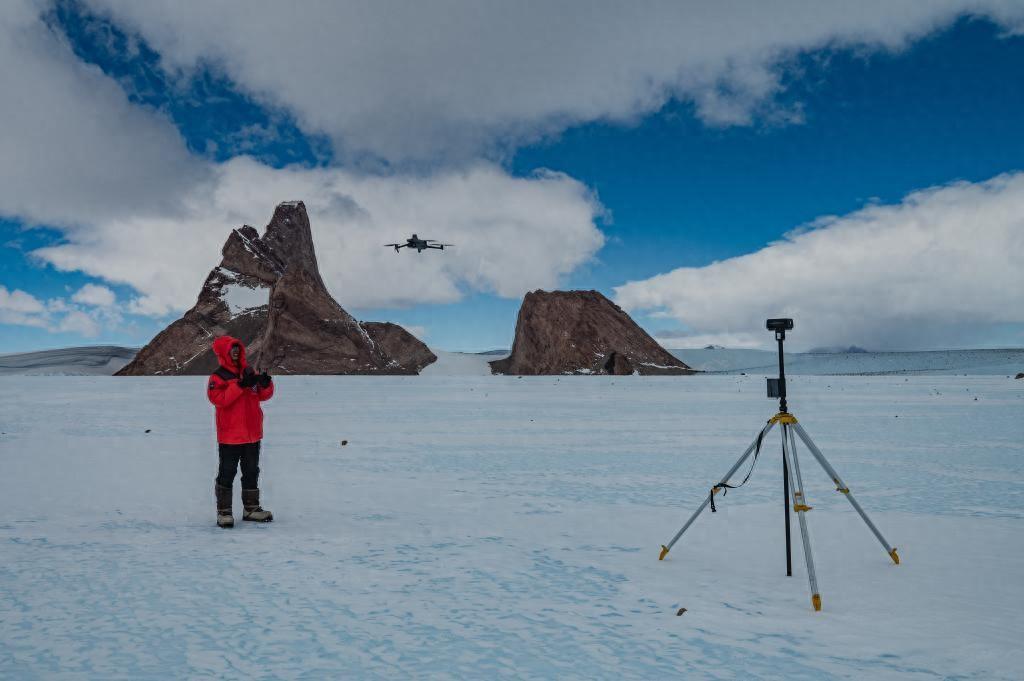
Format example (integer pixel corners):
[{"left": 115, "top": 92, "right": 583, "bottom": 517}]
[{"left": 658, "top": 319, "right": 899, "bottom": 611}]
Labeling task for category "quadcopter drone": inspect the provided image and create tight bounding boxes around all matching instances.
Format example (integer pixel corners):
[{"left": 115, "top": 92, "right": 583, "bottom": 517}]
[{"left": 384, "top": 234, "right": 454, "bottom": 253}]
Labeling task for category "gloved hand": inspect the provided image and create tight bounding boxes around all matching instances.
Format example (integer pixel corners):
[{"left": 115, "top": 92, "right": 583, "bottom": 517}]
[
  {"left": 238, "top": 370, "right": 258, "bottom": 388},
  {"left": 257, "top": 371, "right": 272, "bottom": 388}
]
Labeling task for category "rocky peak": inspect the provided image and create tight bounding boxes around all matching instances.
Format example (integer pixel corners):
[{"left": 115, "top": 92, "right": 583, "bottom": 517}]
[
  {"left": 219, "top": 224, "right": 284, "bottom": 285},
  {"left": 218, "top": 201, "right": 321, "bottom": 287},
  {"left": 262, "top": 201, "right": 324, "bottom": 286},
  {"left": 116, "top": 201, "right": 435, "bottom": 376}
]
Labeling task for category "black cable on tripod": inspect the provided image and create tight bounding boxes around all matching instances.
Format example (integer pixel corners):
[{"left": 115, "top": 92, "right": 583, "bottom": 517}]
[{"left": 710, "top": 419, "right": 770, "bottom": 512}]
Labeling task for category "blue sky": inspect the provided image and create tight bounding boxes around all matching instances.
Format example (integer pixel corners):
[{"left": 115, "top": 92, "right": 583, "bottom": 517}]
[{"left": 2, "top": 3, "right": 1023, "bottom": 353}]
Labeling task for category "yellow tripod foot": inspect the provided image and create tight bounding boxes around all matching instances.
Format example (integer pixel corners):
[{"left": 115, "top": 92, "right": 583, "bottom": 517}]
[
  {"left": 812, "top": 594, "right": 822, "bottom": 611},
  {"left": 890, "top": 548, "right": 900, "bottom": 565},
  {"left": 659, "top": 545, "right": 670, "bottom": 561}
]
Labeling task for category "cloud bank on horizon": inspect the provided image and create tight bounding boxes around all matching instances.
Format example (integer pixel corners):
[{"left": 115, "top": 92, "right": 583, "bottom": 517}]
[
  {"left": 1, "top": 0, "right": 1022, "bottom": 348},
  {"left": 616, "top": 174, "right": 1024, "bottom": 350}
]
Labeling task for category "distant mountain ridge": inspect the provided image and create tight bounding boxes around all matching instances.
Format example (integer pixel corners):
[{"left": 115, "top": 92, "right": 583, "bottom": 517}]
[
  {"left": 669, "top": 347, "right": 1024, "bottom": 376},
  {"left": 808, "top": 345, "right": 870, "bottom": 354},
  {"left": 0, "top": 346, "right": 138, "bottom": 375}
]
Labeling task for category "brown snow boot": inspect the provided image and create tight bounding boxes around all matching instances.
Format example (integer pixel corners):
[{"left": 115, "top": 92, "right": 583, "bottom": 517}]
[
  {"left": 215, "top": 483, "right": 234, "bottom": 528},
  {"left": 242, "top": 488, "right": 273, "bottom": 522}
]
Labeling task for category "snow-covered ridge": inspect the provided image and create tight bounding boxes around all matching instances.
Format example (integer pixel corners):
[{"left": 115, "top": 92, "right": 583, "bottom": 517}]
[{"left": 0, "top": 346, "right": 138, "bottom": 375}]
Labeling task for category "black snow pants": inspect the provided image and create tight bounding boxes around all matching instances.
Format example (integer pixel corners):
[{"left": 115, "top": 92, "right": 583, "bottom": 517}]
[{"left": 216, "top": 441, "right": 261, "bottom": 489}]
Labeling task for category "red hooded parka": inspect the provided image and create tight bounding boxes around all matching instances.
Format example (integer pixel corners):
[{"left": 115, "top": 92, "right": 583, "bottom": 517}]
[{"left": 207, "top": 336, "right": 274, "bottom": 444}]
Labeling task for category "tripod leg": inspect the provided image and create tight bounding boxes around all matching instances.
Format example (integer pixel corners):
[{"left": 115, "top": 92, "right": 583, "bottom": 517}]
[
  {"left": 784, "top": 424, "right": 822, "bottom": 611},
  {"left": 783, "top": 443, "right": 792, "bottom": 577},
  {"left": 791, "top": 423, "right": 899, "bottom": 565},
  {"left": 659, "top": 421, "right": 776, "bottom": 560}
]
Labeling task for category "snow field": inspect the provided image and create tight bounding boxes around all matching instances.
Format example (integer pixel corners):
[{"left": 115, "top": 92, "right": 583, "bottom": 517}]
[{"left": 1, "top": 374, "right": 1022, "bottom": 678}]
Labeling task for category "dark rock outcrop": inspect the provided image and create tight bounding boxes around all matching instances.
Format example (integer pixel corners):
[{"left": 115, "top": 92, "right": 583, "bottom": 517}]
[
  {"left": 490, "top": 290, "right": 694, "bottom": 376},
  {"left": 362, "top": 322, "right": 438, "bottom": 372},
  {"left": 117, "top": 202, "right": 435, "bottom": 375},
  {"left": 1015, "top": 372, "right": 1023, "bottom": 379}
]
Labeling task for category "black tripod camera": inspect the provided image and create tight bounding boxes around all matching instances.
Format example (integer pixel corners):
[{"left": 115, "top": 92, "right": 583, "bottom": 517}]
[{"left": 765, "top": 318, "right": 793, "bottom": 412}]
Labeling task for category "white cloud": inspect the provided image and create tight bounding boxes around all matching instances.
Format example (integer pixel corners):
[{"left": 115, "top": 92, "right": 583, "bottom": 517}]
[
  {"left": 403, "top": 326, "right": 428, "bottom": 340},
  {"left": 56, "top": 309, "right": 102, "bottom": 337},
  {"left": 35, "top": 157, "right": 606, "bottom": 316},
  {"left": 0, "top": 285, "right": 108, "bottom": 337},
  {"left": 45, "top": 298, "right": 70, "bottom": 313},
  {"left": 71, "top": 283, "right": 116, "bottom": 307},
  {"left": 615, "top": 173, "right": 1024, "bottom": 350},
  {"left": 0, "top": 285, "right": 49, "bottom": 328},
  {"left": 654, "top": 330, "right": 768, "bottom": 350},
  {"left": 0, "top": 0, "right": 206, "bottom": 229},
  {"left": 0, "top": 310, "right": 49, "bottom": 329},
  {"left": 83, "top": 0, "right": 1024, "bottom": 163},
  {"left": 0, "top": 285, "right": 46, "bottom": 314}
]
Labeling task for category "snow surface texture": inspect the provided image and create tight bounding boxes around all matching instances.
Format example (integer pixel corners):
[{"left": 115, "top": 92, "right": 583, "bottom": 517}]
[
  {"left": 0, "top": 346, "right": 137, "bottom": 376},
  {"left": 1, "top": 374, "right": 1022, "bottom": 678}
]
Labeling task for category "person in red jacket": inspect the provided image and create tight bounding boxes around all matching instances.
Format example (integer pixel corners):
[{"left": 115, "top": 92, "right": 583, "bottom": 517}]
[{"left": 208, "top": 335, "right": 275, "bottom": 528}]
